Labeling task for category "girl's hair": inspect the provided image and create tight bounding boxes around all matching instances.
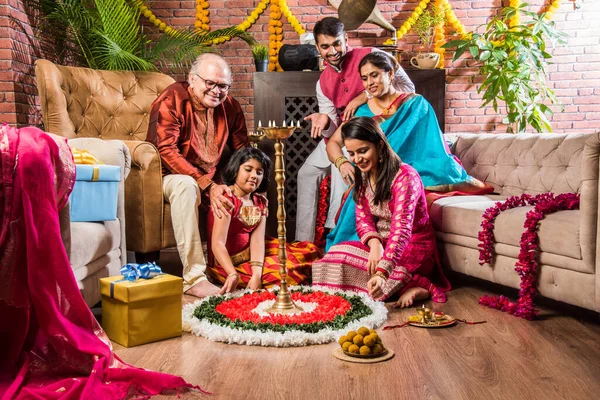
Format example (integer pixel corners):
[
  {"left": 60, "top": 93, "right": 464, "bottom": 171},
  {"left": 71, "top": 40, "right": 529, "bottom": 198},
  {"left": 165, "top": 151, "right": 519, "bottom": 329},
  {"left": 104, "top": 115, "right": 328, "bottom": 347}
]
[
  {"left": 358, "top": 51, "right": 399, "bottom": 75},
  {"left": 220, "top": 147, "right": 272, "bottom": 194},
  {"left": 341, "top": 117, "right": 400, "bottom": 205}
]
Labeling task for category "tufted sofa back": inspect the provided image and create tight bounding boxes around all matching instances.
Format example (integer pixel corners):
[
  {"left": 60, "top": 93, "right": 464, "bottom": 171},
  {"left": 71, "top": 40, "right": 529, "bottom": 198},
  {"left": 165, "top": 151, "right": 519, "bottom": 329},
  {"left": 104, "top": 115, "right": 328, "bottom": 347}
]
[
  {"left": 35, "top": 59, "right": 175, "bottom": 141},
  {"left": 449, "top": 132, "right": 600, "bottom": 196}
]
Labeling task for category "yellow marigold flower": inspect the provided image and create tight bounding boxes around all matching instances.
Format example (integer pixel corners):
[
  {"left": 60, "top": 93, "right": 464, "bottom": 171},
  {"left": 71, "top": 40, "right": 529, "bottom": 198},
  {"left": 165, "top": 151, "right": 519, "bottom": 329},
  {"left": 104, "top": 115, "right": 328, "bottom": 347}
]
[
  {"left": 251, "top": 11, "right": 259, "bottom": 19},
  {"left": 201, "top": 24, "right": 209, "bottom": 31},
  {"left": 275, "top": 27, "right": 283, "bottom": 34},
  {"left": 269, "top": 48, "right": 277, "bottom": 56},
  {"left": 148, "top": 15, "right": 156, "bottom": 23},
  {"left": 159, "top": 22, "right": 166, "bottom": 30},
  {"left": 153, "top": 19, "right": 161, "bottom": 26},
  {"left": 415, "top": 7, "right": 423, "bottom": 14},
  {"left": 276, "top": 34, "right": 283, "bottom": 41},
  {"left": 143, "top": 10, "right": 153, "bottom": 18},
  {"left": 269, "top": 26, "right": 276, "bottom": 34},
  {"left": 140, "top": 6, "right": 147, "bottom": 12},
  {"left": 195, "top": 21, "right": 202, "bottom": 28},
  {"left": 269, "top": 34, "right": 276, "bottom": 41},
  {"left": 248, "top": 16, "right": 256, "bottom": 23}
]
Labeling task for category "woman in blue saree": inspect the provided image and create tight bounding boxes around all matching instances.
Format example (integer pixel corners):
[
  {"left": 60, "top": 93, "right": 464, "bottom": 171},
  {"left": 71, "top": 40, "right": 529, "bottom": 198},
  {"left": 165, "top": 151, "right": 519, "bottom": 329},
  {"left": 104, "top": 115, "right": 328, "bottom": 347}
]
[{"left": 326, "top": 52, "right": 491, "bottom": 250}]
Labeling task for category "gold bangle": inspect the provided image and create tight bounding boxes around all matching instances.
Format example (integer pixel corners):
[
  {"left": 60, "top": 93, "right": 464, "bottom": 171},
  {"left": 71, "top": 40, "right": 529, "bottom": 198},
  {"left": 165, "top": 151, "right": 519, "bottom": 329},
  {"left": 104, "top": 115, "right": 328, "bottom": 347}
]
[
  {"left": 334, "top": 156, "right": 349, "bottom": 170},
  {"left": 227, "top": 272, "right": 239, "bottom": 279},
  {"left": 372, "top": 271, "right": 388, "bottom": 281},
  {"left": 249, "top": 261, "right": 263, "bottom": 268}
]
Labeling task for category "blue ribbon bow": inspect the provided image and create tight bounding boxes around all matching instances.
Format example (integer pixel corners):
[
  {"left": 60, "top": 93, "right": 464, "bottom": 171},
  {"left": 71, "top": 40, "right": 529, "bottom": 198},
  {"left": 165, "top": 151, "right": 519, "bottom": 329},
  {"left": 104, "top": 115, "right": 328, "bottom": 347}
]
[
  {"left": 110, "top": 262, "right": 163, "bottom": 298},
  {"left": 120, "top": 262, "right": 162, "bottom": 281}
]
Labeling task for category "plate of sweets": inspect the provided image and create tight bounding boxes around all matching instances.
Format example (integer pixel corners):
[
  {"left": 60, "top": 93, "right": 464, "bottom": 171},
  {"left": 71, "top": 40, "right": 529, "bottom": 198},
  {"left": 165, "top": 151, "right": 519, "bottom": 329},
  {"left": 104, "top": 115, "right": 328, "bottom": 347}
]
[{"left": 333, "top": 327, "right": 394, "bottom": 363}]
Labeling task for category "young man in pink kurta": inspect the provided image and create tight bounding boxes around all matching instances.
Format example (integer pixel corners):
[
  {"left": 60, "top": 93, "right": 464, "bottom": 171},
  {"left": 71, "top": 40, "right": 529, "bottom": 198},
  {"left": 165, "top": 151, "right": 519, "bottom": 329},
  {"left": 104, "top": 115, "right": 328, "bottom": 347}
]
[{"left": 296, "top": 17, "right": 415, "bottom": 242}]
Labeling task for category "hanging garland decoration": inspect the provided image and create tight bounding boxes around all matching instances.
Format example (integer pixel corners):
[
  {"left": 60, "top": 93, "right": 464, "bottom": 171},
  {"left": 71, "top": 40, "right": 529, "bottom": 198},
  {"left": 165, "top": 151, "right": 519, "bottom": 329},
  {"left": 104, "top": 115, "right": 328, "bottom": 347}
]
[
  {"left": 195, "top": 0, "right": 210, "bottom": 32},
  {"left": 237, "top": 0, "right": 269, "bottom": 33},
  {"left": 477, "top": 192, "right": 580, "bottom": 320},
  {"left": 182, "top": 286, "right": 388, "bottom": 347},
  {"left": 281, "top": 0, "right": 306, "bottom": 36},
  {"left": 433, "top": 0, "right": 446, "bottom": 69},
  {"left": 543, "top": 0, "right": 563, "bottom": 20},
  {"left": 268, "top": 0, "right": 284, "bottom": 72},
  {"left": 134, "top": 1, "right": 561, "bottom": 68},
  {"left": 395, "top": 0, "right": 431, "bottom": 41}
]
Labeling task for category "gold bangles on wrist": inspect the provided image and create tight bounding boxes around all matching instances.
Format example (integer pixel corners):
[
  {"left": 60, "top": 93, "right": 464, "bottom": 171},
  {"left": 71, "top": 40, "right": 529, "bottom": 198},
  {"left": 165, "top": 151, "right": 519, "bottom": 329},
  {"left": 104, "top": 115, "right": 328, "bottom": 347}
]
[
  {"left": 227, "top": 272, "right": 240, "bottom": 280},
  {"left": 249, "top": 261, "right": 263, "bottom": 268},
  {"left": 334, "top": 156, "right": 350, "bottom": 170},
  {"left": 372, "top": 271, "right": 388, "bottom": 282}
]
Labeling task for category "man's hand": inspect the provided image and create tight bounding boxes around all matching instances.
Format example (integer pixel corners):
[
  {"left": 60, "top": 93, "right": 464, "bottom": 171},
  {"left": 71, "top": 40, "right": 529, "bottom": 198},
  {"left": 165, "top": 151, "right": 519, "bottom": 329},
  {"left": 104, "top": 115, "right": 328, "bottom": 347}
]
[
  {"left": 341, "top": 92, "right": 368, "bottom": 122},
  {"left": 339, "top": 161, "right": 355, "bottom": 186},
  {"left": 367, "top": 275, "right": 385, "bottom": 300},
  {"left": 210, "top": 184, "right": 234, "bottom": 219},
  {"left": 218, "top": 274, "right": 239, "bottom": 294},
  {"left": 304, "top": 113, "right": 331, "bottom": 139}
]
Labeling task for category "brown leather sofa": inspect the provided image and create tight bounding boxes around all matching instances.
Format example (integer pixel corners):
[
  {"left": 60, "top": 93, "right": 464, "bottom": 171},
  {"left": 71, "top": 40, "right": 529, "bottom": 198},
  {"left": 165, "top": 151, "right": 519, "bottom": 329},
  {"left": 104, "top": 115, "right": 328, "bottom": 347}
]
[
  {"left": 432, "top": 132, "right": 600, "bottom": 312},
  {"left": 35, "top": 59, "right": 177, "bottom": 260}
]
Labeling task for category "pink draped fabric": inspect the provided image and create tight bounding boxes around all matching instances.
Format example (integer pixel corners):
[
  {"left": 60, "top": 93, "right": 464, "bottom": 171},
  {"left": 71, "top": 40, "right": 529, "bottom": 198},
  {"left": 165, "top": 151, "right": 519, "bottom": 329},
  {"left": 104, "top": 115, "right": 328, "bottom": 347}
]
[{"left": 0, "top": 125, "right": 204, "bottom": 399}]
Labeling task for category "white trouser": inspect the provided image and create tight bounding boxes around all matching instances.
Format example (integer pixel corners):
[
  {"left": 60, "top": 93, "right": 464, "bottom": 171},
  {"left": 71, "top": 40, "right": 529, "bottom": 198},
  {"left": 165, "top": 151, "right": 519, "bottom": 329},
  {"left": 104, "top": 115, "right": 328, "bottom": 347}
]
[
  {"left": 163, "top": 174, "right": 207, "bottom": 292},
  {"left": 295, "top": 140, "right": 349, "bottom": 242}
]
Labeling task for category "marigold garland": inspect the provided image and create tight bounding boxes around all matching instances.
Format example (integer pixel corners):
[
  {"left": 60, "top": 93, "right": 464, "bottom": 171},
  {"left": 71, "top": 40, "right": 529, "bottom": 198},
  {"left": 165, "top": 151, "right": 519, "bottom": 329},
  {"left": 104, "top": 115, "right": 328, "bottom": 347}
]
[
  {"left": 477, "top": 192, "right": 580, "bottom": 320},
  {"left": 195, "top": 0, "right": 210, "bottom": 32},
  {"left": 396, "top": 0, "right": 432, "bottom": 41},
  {"left": 134, "top": 1, "right": 561, "bottom": 70},
  {"left": 433, "top": 0, "right": 446, "bottom": 69}
]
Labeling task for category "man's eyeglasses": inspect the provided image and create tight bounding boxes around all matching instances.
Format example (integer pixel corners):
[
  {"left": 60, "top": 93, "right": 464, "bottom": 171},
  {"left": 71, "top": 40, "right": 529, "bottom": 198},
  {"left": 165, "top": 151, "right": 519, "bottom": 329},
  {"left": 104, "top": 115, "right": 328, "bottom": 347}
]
[{"left": 196, "top": 75, "right": 231, "bottom": 92}]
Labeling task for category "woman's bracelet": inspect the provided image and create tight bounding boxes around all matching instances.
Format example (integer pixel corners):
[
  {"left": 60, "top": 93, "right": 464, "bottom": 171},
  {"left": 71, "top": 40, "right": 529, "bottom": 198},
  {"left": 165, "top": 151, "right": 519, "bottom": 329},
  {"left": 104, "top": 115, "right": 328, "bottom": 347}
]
[
  {"left": 372, "top": 271, "right": 388, "bottom": 282},
  {"left": 334, "top": 156, "right": 349, "bottom": 170},
  {"left": 249, "top": 260, "right": 263, "bottom": 268},
  {"left": 227, "top": 272, "right": 239, "bottom": 279}
]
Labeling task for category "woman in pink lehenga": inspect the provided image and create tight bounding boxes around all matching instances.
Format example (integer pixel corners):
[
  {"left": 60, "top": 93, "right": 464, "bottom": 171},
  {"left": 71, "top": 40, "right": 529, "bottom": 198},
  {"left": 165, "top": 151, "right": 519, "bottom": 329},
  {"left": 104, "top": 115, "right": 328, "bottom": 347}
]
[
  {"left": 312, "top": 117, "right": 450, "bottom": 307},
  {"left": 0, "top": 125, "right": 203, "bottom": 399}
]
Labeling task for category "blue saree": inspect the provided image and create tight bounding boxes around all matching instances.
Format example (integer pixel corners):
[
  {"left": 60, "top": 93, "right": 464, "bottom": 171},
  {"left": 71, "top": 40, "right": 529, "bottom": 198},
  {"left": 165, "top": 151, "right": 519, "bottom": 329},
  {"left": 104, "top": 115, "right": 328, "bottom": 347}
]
[{"left": 326, "top": 94, "right": 486, "bottom": 251}]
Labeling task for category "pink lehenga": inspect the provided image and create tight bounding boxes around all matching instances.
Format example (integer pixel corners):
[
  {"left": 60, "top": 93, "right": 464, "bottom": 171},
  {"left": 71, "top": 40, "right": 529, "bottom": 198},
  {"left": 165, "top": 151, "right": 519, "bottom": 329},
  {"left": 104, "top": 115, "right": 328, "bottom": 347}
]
[
  {"left": 0, "top": 125, "right": 203, "bottom": 399},
  {"left": 312, "top": 164, "right": 450, "bottom": 301}
]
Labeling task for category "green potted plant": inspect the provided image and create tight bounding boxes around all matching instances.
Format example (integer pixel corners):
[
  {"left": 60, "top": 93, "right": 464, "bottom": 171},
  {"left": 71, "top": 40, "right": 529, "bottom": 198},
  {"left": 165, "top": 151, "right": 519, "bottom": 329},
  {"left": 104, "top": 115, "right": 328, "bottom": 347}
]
[
  {"left": 410, "top": 3, "right": 445, "bottom": 69},
  {"left": 251, "top": 43, "right": 269, "bottom": 72},
  {"left": 443, "top": 4, "right": 567, "bottom": 133}
]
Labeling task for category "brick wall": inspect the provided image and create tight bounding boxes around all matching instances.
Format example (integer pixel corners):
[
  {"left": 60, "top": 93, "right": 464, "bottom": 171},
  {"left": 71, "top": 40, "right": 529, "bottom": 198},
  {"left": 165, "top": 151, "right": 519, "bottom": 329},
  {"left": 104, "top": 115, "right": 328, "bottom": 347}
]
[{"left": 1, "top": 0, "right": 599, "bottom": 133}]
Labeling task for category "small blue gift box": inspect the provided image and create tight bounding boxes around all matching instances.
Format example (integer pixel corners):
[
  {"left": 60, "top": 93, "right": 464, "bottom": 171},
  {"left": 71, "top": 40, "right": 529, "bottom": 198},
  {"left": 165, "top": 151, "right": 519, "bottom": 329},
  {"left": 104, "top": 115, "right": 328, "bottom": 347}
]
[{"left": 70, "top": 164, "right": 121, "bottom": 222}]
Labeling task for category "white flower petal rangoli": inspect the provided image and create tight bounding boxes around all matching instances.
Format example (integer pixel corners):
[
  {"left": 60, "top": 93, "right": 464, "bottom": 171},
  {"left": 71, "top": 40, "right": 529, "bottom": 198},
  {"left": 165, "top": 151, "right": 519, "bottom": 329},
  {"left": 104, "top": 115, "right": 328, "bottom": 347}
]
[{"left": 182, "top": 286, "right": 388, "bottom": 347}]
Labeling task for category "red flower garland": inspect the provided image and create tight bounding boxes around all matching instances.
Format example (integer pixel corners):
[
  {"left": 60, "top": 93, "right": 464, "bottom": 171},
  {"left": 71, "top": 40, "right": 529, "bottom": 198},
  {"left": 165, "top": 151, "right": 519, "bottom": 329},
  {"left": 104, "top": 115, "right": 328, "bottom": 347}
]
[
  {"left": 314, "top": 175, "right": 331, "bottom": 248},
  {"left": 478, "top": 192, "right": 580, "bottom": 320},
  {"left": 215, "top": 290, "right": 351, "bottom": 325}
]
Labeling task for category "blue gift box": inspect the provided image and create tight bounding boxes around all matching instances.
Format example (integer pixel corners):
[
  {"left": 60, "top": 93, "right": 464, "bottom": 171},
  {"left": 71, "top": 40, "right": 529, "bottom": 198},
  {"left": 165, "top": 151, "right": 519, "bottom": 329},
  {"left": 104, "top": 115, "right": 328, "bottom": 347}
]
[{"left": 70, "top": 164, "right": 121, "bottom": 222}]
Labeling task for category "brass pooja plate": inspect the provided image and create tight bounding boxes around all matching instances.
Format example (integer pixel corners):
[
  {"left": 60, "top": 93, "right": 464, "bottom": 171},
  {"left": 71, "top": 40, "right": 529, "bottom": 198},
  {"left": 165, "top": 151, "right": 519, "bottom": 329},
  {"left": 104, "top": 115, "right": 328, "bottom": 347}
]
[{"left": 408, "top": 314, "right": 457, "bottom": 328}]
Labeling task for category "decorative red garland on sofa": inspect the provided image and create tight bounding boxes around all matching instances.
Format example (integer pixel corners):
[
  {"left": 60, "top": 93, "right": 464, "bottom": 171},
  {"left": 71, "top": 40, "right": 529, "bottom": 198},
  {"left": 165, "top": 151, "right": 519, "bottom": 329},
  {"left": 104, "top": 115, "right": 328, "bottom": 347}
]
[
  {"left": 314, "top": 175, "right": 331, "bottom": 248},
  {"left": 478, "top": 192, "right": 580, "bottom": 320}
]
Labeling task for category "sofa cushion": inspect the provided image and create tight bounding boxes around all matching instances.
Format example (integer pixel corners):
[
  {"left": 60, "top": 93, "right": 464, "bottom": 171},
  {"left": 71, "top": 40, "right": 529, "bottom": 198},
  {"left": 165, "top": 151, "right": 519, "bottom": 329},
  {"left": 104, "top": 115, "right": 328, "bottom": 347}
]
[
  {"left": 70, "top": 220, "right": 121, "bottom": 271},
  {"left": 430, "top": 195, "right": 581, "bottom": 261}
]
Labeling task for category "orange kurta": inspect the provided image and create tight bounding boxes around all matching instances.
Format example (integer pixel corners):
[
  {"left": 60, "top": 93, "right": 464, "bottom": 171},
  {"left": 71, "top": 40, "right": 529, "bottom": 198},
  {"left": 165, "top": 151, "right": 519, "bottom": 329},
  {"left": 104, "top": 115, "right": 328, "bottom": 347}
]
[{"left": 146, "top": 82, "right": 249, "bottom": 190}]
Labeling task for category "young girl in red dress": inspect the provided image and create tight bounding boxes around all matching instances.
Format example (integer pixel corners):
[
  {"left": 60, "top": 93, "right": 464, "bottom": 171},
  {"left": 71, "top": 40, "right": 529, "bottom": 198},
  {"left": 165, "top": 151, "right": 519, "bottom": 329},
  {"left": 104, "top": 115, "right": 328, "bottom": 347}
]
[{"left": 207, "top": 147, "right": 321, "bottom": 294}]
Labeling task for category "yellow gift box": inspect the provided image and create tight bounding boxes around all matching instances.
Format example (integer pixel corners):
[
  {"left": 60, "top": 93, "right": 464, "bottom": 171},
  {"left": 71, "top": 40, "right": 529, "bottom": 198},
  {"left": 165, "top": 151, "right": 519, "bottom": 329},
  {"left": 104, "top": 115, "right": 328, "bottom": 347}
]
[{"left": 100, "top": 274, "right": 183, "bottom": 347}]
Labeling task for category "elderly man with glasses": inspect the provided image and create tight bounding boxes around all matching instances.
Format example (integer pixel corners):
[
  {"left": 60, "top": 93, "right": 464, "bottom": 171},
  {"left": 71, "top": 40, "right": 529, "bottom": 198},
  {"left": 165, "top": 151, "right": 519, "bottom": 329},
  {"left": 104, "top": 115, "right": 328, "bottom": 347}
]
[{"left": 147, "top": 53, "right": 249, "bottom": 298}]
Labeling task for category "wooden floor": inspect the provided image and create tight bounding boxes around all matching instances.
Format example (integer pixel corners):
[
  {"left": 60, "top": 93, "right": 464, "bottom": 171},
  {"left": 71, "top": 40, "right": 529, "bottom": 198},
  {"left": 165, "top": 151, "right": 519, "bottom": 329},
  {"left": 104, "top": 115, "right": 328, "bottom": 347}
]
[{"left": 113, "top": 278, "right": 600, "bottom": 400}]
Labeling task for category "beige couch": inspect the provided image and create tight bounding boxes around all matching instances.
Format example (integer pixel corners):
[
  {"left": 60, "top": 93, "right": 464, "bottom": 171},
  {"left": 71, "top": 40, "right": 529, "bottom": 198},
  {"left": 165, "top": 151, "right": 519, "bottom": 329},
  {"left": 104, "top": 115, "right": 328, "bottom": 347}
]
[
  {"left": 59, "top": 138, "right": 131, "bottom": 306},
  {"left": 431, "top": 132, "right": 600, "bottom": 313}
]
